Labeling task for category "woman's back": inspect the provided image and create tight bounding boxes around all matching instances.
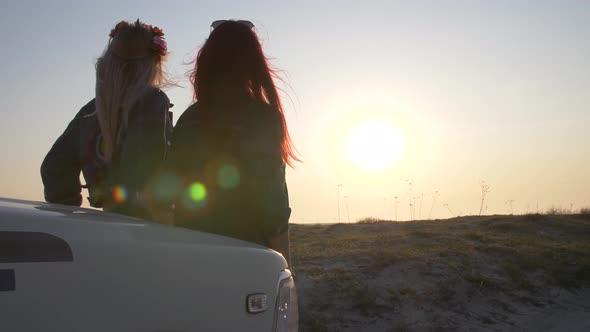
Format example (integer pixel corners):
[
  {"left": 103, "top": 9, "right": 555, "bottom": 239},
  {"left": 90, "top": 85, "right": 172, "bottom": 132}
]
[
  {"left": 41, "top": 88, "right": 171, "bottom": 219},
  {"left": 164, "top": 20, "right": 297, "bottom": 260},
  {"left": 166, "top": 102, "right": 290, "bottom": 245},
  {"left": 41, "top": 20, "right": 172, "bottom": 221}
]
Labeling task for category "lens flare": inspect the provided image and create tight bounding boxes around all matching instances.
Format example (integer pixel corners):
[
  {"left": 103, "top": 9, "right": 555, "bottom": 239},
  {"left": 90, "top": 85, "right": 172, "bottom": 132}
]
[
  {"left": 152, "top": 172, "right": 181, "bottom": 203},
  {"left": 182, "top": 182, "right": 207, "bottom": 210},
  {"left": 189, "top": 182, "right": 207, "bottom": 201},
  {"left": 218, "top": 164, "right": 240, "bottom": 189},
  {"left": 112, "top": 185, "right": 128, "bottom": 204}
]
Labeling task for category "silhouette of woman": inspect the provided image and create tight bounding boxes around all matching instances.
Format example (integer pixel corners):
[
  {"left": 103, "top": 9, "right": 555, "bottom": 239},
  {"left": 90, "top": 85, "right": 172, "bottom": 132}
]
[
  {"left": 164, "top": 20, "right": 299, "bottom": 262},
  {"left": 41, "top": 20, "right": 173, "bottom": 220}
]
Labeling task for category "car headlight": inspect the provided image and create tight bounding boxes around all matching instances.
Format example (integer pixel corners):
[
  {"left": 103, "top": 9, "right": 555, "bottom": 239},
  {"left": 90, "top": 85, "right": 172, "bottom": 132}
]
[{"left": 273, "top": 269, "right": 298, "bottom": 332}]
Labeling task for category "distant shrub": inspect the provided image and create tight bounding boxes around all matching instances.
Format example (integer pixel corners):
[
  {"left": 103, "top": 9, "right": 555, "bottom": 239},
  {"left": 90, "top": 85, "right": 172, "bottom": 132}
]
[
  {"left": 545, "top": 206, "right": 571, "bottom": 215},
  {"left": 580, "top": 207, "right": 590, "bottom": 216},
  {"left": 357, "top": 217, "right": 381, "bottom": 224}
]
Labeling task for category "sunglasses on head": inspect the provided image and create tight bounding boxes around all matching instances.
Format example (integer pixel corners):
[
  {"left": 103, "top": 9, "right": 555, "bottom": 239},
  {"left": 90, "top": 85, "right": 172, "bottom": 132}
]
[{"left": 210, "top": 20, "right": 255, "bottom": 31}]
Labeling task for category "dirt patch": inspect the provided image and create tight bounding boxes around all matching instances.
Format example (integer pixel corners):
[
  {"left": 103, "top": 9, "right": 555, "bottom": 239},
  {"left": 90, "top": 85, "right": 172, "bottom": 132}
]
[{"left": 291, "top": 214, "right": 590, "bottom": 331}]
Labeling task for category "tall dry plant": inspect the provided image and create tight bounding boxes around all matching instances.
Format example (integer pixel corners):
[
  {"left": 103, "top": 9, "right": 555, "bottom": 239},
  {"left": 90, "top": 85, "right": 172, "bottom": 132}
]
[
  {"left": 394, "top": 196, "right": 399, "bottom": 221},
  {"left": 337, "top": 184, "right": 343, "bottom": 222},
  {"left": 444, "top": 203, "right": 454, "bottom": 216},
  {"left": 406, "top": 180, "right": 414, "bottom": 221},
  {"left": 478, "top": 181, "right": 490, "bottom": 216},
  {"left": 418, "top": 193, "right": 425, "bottom": 220},
  {"left": 344, "top": 196, "right": 351, "bottom": 223},
  {"left": 506, "top": 199, "right": 515, "bottom": 215}
]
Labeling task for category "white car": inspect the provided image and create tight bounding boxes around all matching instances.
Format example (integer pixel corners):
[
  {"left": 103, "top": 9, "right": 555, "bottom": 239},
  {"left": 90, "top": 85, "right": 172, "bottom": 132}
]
[{"left": 0, "top": 198, "right": 298, "bottom": 332}]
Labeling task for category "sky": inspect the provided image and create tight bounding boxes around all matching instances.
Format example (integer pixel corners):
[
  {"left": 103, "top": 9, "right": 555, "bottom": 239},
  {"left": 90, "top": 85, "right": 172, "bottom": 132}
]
[{"left": 1, "top": 0, "right": 589, "bottom": 223}]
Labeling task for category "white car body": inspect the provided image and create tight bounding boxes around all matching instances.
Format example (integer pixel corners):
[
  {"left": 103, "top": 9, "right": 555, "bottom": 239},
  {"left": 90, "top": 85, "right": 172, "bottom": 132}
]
[{"left": 0, "top": 198, "right": 297, "bottom": 332}]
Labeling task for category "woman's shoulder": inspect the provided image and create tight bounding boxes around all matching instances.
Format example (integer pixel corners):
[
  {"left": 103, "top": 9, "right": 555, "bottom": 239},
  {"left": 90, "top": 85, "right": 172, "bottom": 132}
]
[
  {"left": 174, "top": 101, "right": 282, "bottom": 133},
  {"left": 141, "top": 88, "right": 171, "bottom": 111},
  {"left": 128, "top": 88, "right": 171, "bottom": 123},
  {"left": 73, "top": 99, "right": 97, "bottom": 120},
  {"left": 171, "top": 103, "right": 206, "bottom": 146},
  {"left": 147, "top": 87, "right": 170, "bottom": 101},
  {"left": 175, "top": 103, "right": 200, "bottom": 127}
]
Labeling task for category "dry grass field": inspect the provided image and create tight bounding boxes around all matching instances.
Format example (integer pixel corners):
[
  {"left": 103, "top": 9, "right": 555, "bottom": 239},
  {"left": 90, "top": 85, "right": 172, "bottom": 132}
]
[{"left": 290, "top": 214, "right": 590, "bottom": 331}]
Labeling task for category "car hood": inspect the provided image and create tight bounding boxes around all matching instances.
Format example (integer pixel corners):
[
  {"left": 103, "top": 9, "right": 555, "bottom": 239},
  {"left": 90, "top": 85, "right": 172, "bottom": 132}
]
[
  {"left": 0, "top": 197, "right": 274, "bottom": 251},
  {"left": 0, "top": 197, "right": 290, "bottom": 331}
]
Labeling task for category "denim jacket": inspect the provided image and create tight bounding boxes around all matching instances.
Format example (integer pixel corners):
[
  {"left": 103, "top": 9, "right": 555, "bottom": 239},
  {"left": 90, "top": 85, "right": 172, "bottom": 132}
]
[
  {"left": 163, "top": 102, "right": 290, "bottom": 245},
  {"left": 41, "top": 89, "right": 172, "bottom": 219}
]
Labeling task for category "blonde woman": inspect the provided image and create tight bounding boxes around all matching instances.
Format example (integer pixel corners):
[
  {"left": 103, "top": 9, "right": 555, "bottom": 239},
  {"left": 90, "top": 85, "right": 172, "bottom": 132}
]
[{"left": 41, "top": 20, "right": 173, "bottom": 220}]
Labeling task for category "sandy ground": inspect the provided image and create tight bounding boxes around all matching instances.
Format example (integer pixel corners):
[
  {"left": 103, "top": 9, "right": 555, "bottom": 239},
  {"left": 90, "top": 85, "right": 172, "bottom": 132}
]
[
  {"left": 290, "top": 215, "right": 590, "bottom": 331},
  {"left": 295, "top": 268, "right": 590, "bottom": 331},
  {"left": 516, "top": 289, "right": 590, "bottom": 332}
]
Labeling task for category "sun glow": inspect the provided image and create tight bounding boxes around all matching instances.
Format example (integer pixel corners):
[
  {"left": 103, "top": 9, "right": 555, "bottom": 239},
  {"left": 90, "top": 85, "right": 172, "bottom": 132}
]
[{"left": 346, "top": 120, "right": 404, "bottom": 171}]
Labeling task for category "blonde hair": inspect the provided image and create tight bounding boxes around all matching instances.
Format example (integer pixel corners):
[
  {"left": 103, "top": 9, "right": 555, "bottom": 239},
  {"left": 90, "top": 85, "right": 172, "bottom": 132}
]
[{"left": 95, "top": 48, "right": 170, "bottom": 161}]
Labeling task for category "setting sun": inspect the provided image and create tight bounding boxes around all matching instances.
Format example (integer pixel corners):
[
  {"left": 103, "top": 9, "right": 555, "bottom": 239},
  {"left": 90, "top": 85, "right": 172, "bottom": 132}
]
[{"left": 346, "top": 120, "right": 404, "bottom": 171}]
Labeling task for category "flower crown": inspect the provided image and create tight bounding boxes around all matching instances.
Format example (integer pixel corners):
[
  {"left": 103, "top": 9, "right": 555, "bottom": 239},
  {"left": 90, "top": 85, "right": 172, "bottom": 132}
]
[{"left": 109, "top": 20, "right": 167, "bottom": 57}]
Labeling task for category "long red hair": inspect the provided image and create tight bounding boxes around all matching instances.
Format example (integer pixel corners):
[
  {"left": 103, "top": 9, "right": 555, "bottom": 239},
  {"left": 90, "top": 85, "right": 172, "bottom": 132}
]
[{"left": 190, "top": 21, "right": 299, "bottom": 167}]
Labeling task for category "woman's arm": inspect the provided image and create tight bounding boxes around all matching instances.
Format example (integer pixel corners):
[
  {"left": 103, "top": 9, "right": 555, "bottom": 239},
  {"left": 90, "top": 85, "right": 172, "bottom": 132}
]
[
  {"left": 248, "top": 113, "right": 292, "bottom": 263},
  {"left": 41, "top": 116, "right": 83, "bottom": 206}
]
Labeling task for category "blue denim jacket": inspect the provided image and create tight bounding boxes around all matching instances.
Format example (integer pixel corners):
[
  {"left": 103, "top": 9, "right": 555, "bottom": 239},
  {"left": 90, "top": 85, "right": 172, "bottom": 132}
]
[
  {"left": 162, "top": 102, "right": 291, "bottom": 245},
  {"left": 41, "top": 89, "right": 172, "bottom": 219}
]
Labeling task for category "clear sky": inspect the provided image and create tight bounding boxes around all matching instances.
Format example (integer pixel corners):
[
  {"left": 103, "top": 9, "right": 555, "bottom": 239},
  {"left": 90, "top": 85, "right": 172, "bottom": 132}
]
[{"left": 1, "top": 1, "right": 589, "bottom": 222}]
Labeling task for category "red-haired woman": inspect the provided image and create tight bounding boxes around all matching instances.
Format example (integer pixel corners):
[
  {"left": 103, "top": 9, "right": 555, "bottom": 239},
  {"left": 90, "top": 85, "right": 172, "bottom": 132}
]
[{"left": 163, "top": 20, "right": 298, "bottom": 262}]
